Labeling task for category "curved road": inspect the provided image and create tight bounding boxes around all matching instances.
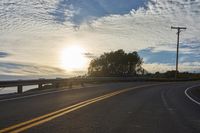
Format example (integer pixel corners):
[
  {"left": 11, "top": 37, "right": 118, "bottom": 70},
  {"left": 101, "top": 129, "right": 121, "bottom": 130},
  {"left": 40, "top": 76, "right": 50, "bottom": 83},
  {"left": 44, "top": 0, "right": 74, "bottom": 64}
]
[{"left": 0, "top": 81, "right": 200, "bottom": 133}]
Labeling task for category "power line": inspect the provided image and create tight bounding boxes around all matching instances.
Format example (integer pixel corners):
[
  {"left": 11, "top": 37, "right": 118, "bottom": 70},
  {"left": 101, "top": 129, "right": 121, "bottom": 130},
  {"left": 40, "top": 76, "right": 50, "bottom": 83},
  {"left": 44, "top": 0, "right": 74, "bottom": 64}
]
[{"left": 171, "top": 26, "right": 186, "bottom": 79}]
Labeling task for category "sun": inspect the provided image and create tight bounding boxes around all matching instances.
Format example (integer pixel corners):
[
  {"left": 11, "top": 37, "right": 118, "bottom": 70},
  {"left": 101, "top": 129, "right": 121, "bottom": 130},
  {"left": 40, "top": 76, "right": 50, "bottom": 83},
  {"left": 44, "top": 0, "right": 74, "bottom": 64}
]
[{"left": 60, "top": 45, "right": 87, "bottom": 71}]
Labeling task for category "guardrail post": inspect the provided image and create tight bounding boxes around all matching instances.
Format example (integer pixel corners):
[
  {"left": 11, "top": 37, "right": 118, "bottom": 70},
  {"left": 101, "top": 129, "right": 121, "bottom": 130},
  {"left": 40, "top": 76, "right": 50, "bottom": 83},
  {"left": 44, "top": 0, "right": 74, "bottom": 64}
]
[
  {"left": 69, "top": 82, "right": 72, "bottom": 88},
  {"left": 55, "top": 83, "right": 60, "bottom": 88},
  {"left": 17, "top": 85, "right": 23, "bottom": 93},
  {"left": 81, "top": 81, "right": 84, "bottom": 87},
  {"left": 38, "top": 84, "right": 43, "bottom": 89}
]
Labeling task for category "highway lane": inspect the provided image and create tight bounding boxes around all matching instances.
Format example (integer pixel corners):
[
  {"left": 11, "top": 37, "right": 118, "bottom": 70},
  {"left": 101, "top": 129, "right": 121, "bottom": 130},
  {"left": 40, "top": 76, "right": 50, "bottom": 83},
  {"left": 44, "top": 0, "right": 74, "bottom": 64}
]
[
  {"left": 0, "top": 81, "right": 200, "bottom": 133},
  {"left": 0, "top": 82, "right": 154, "bottom": 130}
]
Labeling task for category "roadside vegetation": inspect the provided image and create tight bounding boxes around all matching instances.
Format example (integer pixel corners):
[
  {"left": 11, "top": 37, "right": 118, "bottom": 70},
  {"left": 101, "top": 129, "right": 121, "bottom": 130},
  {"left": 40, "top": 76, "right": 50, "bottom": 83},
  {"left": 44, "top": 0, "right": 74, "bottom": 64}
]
[
  {"left": 88, "top": 49, "right": 146, "bottom": 77},
  {"left": 145, "top": 71, "right": 200, "bottom": 80},
  {"left": 88, "top": 49, "right": 200, "bottom": 80}
]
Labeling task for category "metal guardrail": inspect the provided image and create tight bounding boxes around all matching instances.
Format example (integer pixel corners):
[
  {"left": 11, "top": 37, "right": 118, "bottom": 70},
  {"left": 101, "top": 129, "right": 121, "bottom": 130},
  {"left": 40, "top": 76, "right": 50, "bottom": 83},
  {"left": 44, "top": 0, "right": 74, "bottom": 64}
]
[
  {"left": 0, "top": 78, "right": 70, "bottom": 93},
  {"left": 0, "top": 77, "right": 198, "bottom": 94}
]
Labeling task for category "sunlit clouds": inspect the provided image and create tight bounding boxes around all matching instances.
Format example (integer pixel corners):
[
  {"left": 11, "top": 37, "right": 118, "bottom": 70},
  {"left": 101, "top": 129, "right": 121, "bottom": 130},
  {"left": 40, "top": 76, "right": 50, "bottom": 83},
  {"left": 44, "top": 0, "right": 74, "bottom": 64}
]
[
  {"left": 60, "top": 45, "right": 88, "bottom": 71},
  {"left": 0, "top": 0, "right": 200, "bottom": 78}
]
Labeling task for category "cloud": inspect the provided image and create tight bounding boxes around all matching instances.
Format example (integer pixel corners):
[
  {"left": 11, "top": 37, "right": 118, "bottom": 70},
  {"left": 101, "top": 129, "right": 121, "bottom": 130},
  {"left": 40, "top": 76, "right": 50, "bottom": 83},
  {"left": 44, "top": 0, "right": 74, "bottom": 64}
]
[
  {"left": 0, "top": 52, "right": 10, "bottom": 58},
  {"left": 139, "top": 48, "right": 176, "bottom": 64},
  {"left": 0, "top": 0, "right": 66, "bottom": 32},
  {"left": 50, "top": 0, "right": 148, "bottom": 25},
  {"left": 86, "top": 0, "right": 200, "bottom": 51},
  {"left": 0, "top": 61, "right": 66, "bottom": 76},
  {"left": 83, "top": 52, "right": 96, "bottom": 59},
  {"left": 143, "top": 62, "right": 200, "bottom": 73},
  {"left": 139, "top": 46, "right": 200, "bottom": 64},
  {"left": 1, "top": 0, "right": 200, "bottom": 75}
]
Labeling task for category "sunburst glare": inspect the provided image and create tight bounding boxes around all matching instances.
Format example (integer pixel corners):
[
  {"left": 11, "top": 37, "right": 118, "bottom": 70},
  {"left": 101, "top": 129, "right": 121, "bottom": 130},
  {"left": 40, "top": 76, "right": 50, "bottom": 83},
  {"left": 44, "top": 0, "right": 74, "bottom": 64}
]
[{"left": 60, "top": 45, "right": 87, "bottom": 71}]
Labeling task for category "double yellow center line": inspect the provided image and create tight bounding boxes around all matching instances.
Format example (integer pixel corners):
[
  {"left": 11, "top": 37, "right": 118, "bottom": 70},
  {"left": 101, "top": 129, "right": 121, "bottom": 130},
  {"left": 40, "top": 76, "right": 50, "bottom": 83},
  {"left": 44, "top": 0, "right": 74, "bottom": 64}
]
[{"left": 0, "top": 84, "right": 158, "bottom": 133}]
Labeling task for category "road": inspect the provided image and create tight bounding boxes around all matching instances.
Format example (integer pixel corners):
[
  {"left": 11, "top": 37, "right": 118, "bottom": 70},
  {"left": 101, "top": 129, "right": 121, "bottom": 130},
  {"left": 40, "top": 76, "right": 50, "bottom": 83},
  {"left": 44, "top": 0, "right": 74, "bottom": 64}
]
[{"left": 0, "top": 81, "right": 200, "bottom": 133}]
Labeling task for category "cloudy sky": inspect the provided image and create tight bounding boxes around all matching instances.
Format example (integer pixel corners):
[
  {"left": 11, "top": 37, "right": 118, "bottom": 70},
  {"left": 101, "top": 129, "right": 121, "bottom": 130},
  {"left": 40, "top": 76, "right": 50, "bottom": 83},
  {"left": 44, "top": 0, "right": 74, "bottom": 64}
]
[{"left": 0, "top": 0, "right": 200, "bottom": 79}]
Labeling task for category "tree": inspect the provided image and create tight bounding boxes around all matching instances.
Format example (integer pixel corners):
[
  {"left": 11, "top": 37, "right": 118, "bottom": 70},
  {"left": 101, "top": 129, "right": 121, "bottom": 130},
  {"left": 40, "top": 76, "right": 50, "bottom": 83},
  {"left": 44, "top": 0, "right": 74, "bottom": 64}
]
[
  {"left": 88, "top": 49, "right": 144, "bottom": 77},
  {"left": 164, "top": 70, "right": 177, "bottom": 78}
]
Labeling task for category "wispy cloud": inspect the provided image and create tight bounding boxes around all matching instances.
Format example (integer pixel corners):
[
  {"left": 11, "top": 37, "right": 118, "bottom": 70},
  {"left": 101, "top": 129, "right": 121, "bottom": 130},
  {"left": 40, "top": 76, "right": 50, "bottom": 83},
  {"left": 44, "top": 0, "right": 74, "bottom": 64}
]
[
  {"left": 0, "top": 52, "right": 10, "bottom": 58},
  {"left": 139, "top": 48, "right": 176, "bottom": 64},
  {"left": 139, "top": 46, "right": 200, "bottom": 64},
  {"left": 0, "top": 0, "right": 200, "bottom": 76},
  {"left": 0, "top": 61, "right": 66, "bottom": 76},
  {"left": 83, "top": 52, "right": 96, "bottom": 59},
  {"left": 50, "top": 0, "right": 148, "bottom": 25},
  {"left": 143, "top": 62, "right": 200, "bottom": 73}
]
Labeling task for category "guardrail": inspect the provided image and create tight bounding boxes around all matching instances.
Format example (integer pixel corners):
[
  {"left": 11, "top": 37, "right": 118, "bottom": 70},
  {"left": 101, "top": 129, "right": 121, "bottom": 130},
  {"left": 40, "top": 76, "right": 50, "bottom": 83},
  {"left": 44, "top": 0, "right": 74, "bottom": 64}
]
[
  {"left": 0, "top": 78, "right": 69, "bottom": 93},
  {"left": 0, "top": 77, "right": 199, "bottom": 94}
]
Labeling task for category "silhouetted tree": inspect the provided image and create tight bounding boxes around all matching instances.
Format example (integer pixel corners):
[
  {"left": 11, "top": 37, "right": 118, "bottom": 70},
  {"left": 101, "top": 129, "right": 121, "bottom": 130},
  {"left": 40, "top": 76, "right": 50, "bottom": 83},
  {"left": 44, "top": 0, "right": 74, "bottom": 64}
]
[
  {"left": 164, "top": 70, "right": 177, "bottom": 78},
  {"left": 88, "top": 49, "right": 143, "bottom": 77}
]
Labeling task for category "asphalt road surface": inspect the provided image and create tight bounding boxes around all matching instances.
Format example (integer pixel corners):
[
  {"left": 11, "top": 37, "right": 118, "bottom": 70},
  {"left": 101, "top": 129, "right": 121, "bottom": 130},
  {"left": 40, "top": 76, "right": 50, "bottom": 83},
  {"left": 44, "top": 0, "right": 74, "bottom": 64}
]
[{"left": 0, "top": 81, "right": 200, "bottom": 133}]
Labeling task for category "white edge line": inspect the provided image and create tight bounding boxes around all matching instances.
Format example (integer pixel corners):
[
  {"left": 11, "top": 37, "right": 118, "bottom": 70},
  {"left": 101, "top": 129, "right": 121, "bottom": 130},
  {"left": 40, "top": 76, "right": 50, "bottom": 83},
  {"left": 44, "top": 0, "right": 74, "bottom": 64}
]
[
  {"left": 161, "top": 90, "right": 175, "bottom": 114},
  {"left": 185, "top": 85, "right": 200, "bottom": 106},
  {"left": 0, "top": 85, "right": 100, "bottom": 102}
]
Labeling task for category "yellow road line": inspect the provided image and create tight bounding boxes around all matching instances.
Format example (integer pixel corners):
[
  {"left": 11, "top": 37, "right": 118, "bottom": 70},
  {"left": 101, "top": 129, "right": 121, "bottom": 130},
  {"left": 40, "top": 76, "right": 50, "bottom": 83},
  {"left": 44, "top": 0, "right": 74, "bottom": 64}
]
[
  {"left": 0, "top": 93, "right": 114, "bottom": 133},
  {"left": 0, "top": 84, "right": 159, "bottom": 133},
  {"left": 11, "top": 92, "right": 121, "bottom": 133}
]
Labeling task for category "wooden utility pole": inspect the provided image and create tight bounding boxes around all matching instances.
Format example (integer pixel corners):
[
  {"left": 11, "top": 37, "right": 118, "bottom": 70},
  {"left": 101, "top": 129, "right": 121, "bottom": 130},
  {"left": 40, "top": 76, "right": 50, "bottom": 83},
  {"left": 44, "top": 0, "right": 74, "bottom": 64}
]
[{"left": 171, "top": 26, "right": 186, "bottom": 79}]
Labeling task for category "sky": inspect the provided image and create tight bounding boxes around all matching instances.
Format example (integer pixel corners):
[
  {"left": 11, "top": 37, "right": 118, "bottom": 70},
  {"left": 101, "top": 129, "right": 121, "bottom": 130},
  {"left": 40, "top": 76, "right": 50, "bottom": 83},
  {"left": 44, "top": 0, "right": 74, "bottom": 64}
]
[{"left": 0, "top": 0, "right": 200, "bottom": 80}]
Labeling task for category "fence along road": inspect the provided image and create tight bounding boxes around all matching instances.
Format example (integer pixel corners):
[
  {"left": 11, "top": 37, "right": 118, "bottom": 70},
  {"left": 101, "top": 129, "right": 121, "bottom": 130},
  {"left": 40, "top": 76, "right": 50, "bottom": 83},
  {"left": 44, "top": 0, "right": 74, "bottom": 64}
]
[{"left": 0, "top": 77, "right": 197, "bottom": 94}]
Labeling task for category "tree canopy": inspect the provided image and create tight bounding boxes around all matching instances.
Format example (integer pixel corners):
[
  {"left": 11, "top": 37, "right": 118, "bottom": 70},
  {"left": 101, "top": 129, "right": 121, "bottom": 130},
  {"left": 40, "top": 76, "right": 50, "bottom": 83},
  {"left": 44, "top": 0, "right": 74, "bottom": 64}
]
[{"left": 88, "top": 49, "right": 144, "bottom": 77}]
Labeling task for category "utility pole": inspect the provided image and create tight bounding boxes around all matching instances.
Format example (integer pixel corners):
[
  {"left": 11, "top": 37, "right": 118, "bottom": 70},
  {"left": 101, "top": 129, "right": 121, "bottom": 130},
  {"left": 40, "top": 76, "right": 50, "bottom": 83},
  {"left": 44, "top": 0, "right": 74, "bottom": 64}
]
[{"left": 171, "top": 26, "right": 186, "bottom": 79}]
